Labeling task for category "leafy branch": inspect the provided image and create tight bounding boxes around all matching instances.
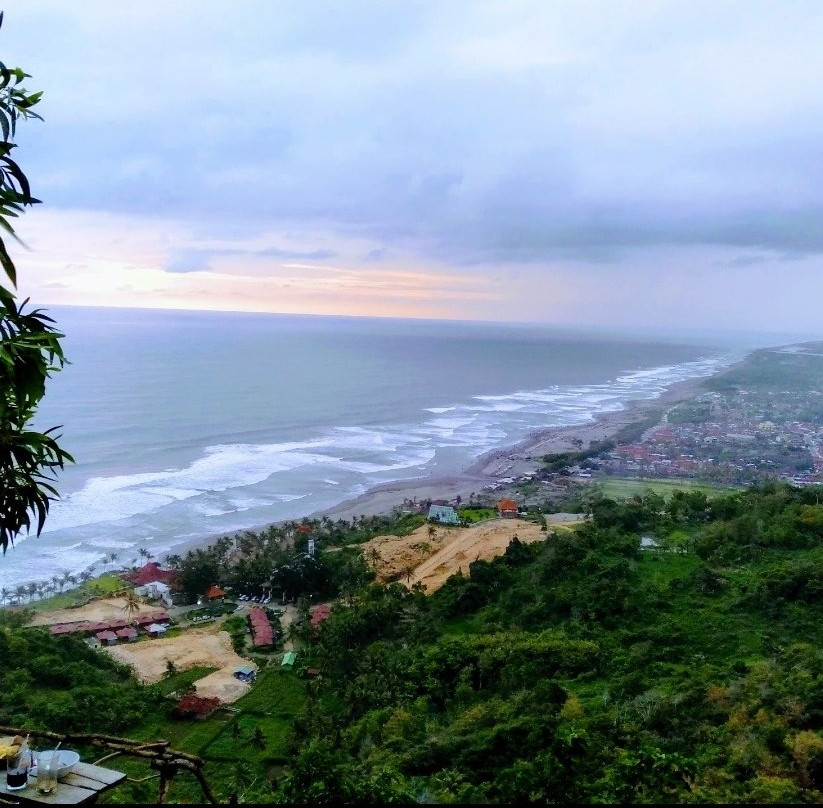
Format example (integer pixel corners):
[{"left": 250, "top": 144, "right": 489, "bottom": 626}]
[{"left": 0, "top": 11, "right": 72, "bottom": 553}]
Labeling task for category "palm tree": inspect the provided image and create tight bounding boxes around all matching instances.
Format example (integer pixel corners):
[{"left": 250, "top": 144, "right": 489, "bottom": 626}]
[
  {"left": 0, "top": 587, "right": 9, "bottom": 605},
  {"left": 122, "top": 591, "right": 142, "bottom": 625},
  {"left": 107, "top": 552, "right": 119, "bottom": 572},
  {"left": 249, "top": 726, "right": 266, "bottom": 751}
]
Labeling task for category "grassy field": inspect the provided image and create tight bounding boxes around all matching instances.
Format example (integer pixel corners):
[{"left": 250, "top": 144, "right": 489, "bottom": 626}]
[
  {"left": 25, "top": 574, "right": 129, "bottom": 612},
  {"left": 596, "top": 476, "right": 740, "bottom": 500},
  {"left": 458, "top": 506, "right": 497, "bottom": 523}
]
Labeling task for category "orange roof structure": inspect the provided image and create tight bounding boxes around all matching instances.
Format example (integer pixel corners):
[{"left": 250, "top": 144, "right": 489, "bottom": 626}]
[
  {"left": 205, "top": 584, "right": 226, "bottom": 599},
  {"left": 498, "top": 498, "right": 518, "bottom": 512}
]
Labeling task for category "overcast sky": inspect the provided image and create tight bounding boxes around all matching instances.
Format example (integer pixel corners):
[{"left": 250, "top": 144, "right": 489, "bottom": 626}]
[{"left": 3, "top": 0, "right": 823, "bottom": 334}]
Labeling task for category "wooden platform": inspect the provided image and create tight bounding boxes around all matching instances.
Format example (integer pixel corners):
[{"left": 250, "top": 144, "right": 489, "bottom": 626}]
[{"left": 1, "top": 757, "right": 125, "bottom": 805}]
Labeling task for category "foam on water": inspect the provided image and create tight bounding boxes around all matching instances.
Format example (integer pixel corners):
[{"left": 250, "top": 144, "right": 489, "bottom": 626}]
[{"left": 0, "top": 348, "right": 740, "bottom": 591}]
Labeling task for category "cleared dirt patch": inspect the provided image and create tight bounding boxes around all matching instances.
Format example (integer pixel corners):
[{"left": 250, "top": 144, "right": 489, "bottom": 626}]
[
  {"left": 362, "top": 515, "right": 584, "bottom": 593},
  {"left": 27, "top": 596, "right": 164, "bottom": 627},
  {"left": 103, "top": 628, "right": 256, "bottom": 704}
]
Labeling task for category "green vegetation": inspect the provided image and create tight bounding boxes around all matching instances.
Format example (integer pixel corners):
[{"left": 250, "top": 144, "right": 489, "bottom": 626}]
[
  {"left": 596, "top": 476, "right": 739, "bottom": 501},
  {"left": 4, "top": 483, "right": 823, "bottom": 803},
  {"left": 280, "top": 483, "right": 823, "bottom": 803},
  {"left": 0, "top": 18, "right": 72, "bottom": 553},
  {"left": 457, "top": 506, "right": 496, "bottom": 523}
]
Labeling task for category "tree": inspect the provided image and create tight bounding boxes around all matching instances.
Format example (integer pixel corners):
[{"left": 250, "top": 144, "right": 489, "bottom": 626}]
[
  {"left": 122, "top": 591, "right": 142, "bottom": 625},
  {"left": 0, "top": 15, "right": 72, "bottom": 553},
  {"left": 249, "top": 726, "right": 266, "bottom": 751}
]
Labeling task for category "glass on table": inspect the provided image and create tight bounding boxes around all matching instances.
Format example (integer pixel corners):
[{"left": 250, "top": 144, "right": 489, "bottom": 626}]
[
  {"left": 5, "top": 743, "right": 31, "bottom": 791},
  {"left": 35, "top": 750, "right": 60, "bottom": 795}
]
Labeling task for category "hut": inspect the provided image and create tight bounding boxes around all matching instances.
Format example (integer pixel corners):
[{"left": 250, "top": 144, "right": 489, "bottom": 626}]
[
  {"left": 96, "top": 630, "right": 118, "bottom": 646},
  {"left": 116, "top": 626, "right": 139, "bottom": 642},
  {"left": 281, "top": 651, "right": 297, "bottom": 670}
]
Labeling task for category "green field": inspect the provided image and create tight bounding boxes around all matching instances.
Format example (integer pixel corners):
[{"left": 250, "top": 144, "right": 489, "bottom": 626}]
[
  {"left": 105, "top": 668, "right": 307, "bottom": 803},
  {"left": 596, "top": 476, "right": 740, "bottom": 500},
  {"left": 24, "top": 574, "right": 129, "bottom": 612}
]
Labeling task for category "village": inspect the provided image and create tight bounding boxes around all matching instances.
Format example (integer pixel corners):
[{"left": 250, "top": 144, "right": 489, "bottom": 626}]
[
  {"left": 594, "top": 387, "right": 823, "bottom": 487},
  {"left": 19, "top": 496, "right": 577, "bottom": 720}
]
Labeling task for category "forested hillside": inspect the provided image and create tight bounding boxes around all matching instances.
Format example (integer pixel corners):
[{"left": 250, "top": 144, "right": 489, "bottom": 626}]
[
  {"left": 284, "top": 484, "right": 823, "bottom": 803},
  {"left": 2, "top": 484, "right": 822, "bottom": 803}
]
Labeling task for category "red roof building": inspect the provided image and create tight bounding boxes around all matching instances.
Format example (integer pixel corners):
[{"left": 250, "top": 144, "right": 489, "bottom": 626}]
[
  {"left": 50, "top": 621, "right": 91, "bottom": 635},
  {"left": 296, "top": 524, "right": 312, "bottom": 535},
  {"left": 205, "top": 584, "right": 226, "bottom": 600},
  {"left": 498, "top": 498, "right": 518, "bottom": 517},
  {"left": 96, "top": 630, "right": 118, "bottom": 645},
  {"left": 116, "top": 627, "right": 138, "bottom": 641},
  {"left": 123, "top": 562, "right": 178, "bottom": 588},
  {"left": 248, "top": 606, "right": 274, "bottom": 647}
]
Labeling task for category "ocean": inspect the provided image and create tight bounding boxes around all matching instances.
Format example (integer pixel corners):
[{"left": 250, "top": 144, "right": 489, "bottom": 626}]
[{"left": 1, "top": 306, "right": 743, "bottom": 592}]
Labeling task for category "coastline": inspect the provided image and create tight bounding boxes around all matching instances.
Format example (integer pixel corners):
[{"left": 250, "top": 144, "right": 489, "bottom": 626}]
[
  {"left": 167, "top": 369, "right": 724, "bottom": 556},
  {"left": 301, "top": 373, "right": 715, "bottom": 524},
  {"left": 1, "top": 356, "right": 739, "bottom": 598}
]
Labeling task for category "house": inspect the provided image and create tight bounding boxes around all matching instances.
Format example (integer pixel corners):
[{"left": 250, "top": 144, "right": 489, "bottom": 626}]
[
  {"left": 123, "top": 561, "right": 178, "bottom": 588},
  {"left": 116, "top": 626, "right": 139, "bottom": 642},
  {"left": 497, "top": 498, "right": 518, "bottom": 518},
  {"left": 174, "top": 695, "right": 221, "bottom": 720},
  {"left": 145, "top": 623, "right": 167, "bottom": 637},
  {"left": 233, "top": 665, "right": 256, "bottom": 683},
  {"left": 204, "top": 584, "right": 226, "bottom": 602},
  {"left": 428, "top": 504, "right": 460, "bottom": 525},
  {"left": 281, "top": 651, "right": 297, "bottom": 670},
  {"left": 96, "top": 630, "right": 118, "bottom": 646},
  {"left": 135, "top": 580, "right": 173, "bottom": 607}
]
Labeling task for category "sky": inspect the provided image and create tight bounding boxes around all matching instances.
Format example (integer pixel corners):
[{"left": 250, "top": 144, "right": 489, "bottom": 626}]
[{"left": 2, "top": 0, "right": 823, "bottom": 334}]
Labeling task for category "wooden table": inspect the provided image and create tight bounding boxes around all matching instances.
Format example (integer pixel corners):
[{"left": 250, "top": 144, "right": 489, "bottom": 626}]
[{"left": 1, "top": 761, "right": 126, "bottom": 805}]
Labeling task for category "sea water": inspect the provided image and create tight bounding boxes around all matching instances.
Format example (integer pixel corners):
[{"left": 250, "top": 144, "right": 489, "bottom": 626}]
[{"left": 0, "top": 306, "right": 742, "bottom": 592}]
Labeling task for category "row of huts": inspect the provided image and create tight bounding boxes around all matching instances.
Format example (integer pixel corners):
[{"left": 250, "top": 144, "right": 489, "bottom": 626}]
[{"left": 48, "top": 610, "right": 172, "bottom": 646}]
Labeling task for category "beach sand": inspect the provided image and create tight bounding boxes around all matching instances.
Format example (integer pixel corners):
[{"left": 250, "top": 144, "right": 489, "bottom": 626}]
[
  {"left": 295, "top": 374, "right": 710, "bottom": 526},
  {"left": 96, "top": 372, "right": 718, "bottom": 563}
]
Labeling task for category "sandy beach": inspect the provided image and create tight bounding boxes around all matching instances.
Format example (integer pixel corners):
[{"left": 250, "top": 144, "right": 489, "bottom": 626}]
[{"left": 294, "top": 373, "right": 713, "bottom": 526}]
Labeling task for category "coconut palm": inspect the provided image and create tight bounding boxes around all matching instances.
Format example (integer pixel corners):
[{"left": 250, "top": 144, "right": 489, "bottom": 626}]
[
  {"left": 122, "top": 590, "right": 142, "bottom": 625},
  {"left": 0, "top": 587, "right": 9, "bottom": 605}
]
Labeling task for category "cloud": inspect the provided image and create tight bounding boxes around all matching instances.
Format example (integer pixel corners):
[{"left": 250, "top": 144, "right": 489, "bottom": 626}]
[
  {"left": 5, "top": 1, "right": 823, "bottom": 331},
  {"left": 164, "top": 249, "right": 212, "bottom": 273}
]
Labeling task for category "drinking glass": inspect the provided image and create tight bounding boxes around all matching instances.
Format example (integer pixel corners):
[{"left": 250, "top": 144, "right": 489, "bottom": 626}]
[
  {"left": 5, "top": 746, "right": 30, "bottom": 791},
  {"left": 36, "top": 752, "right": 59, "bottom": 795}
]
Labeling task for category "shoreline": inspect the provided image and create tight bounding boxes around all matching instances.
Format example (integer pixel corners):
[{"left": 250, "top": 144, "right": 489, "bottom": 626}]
[
  {"left": 167, "top": 369, "right": 726, "bottom": 557},
  {"left": 3, "top": 356, "right": 739, "bottom": 598}
]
